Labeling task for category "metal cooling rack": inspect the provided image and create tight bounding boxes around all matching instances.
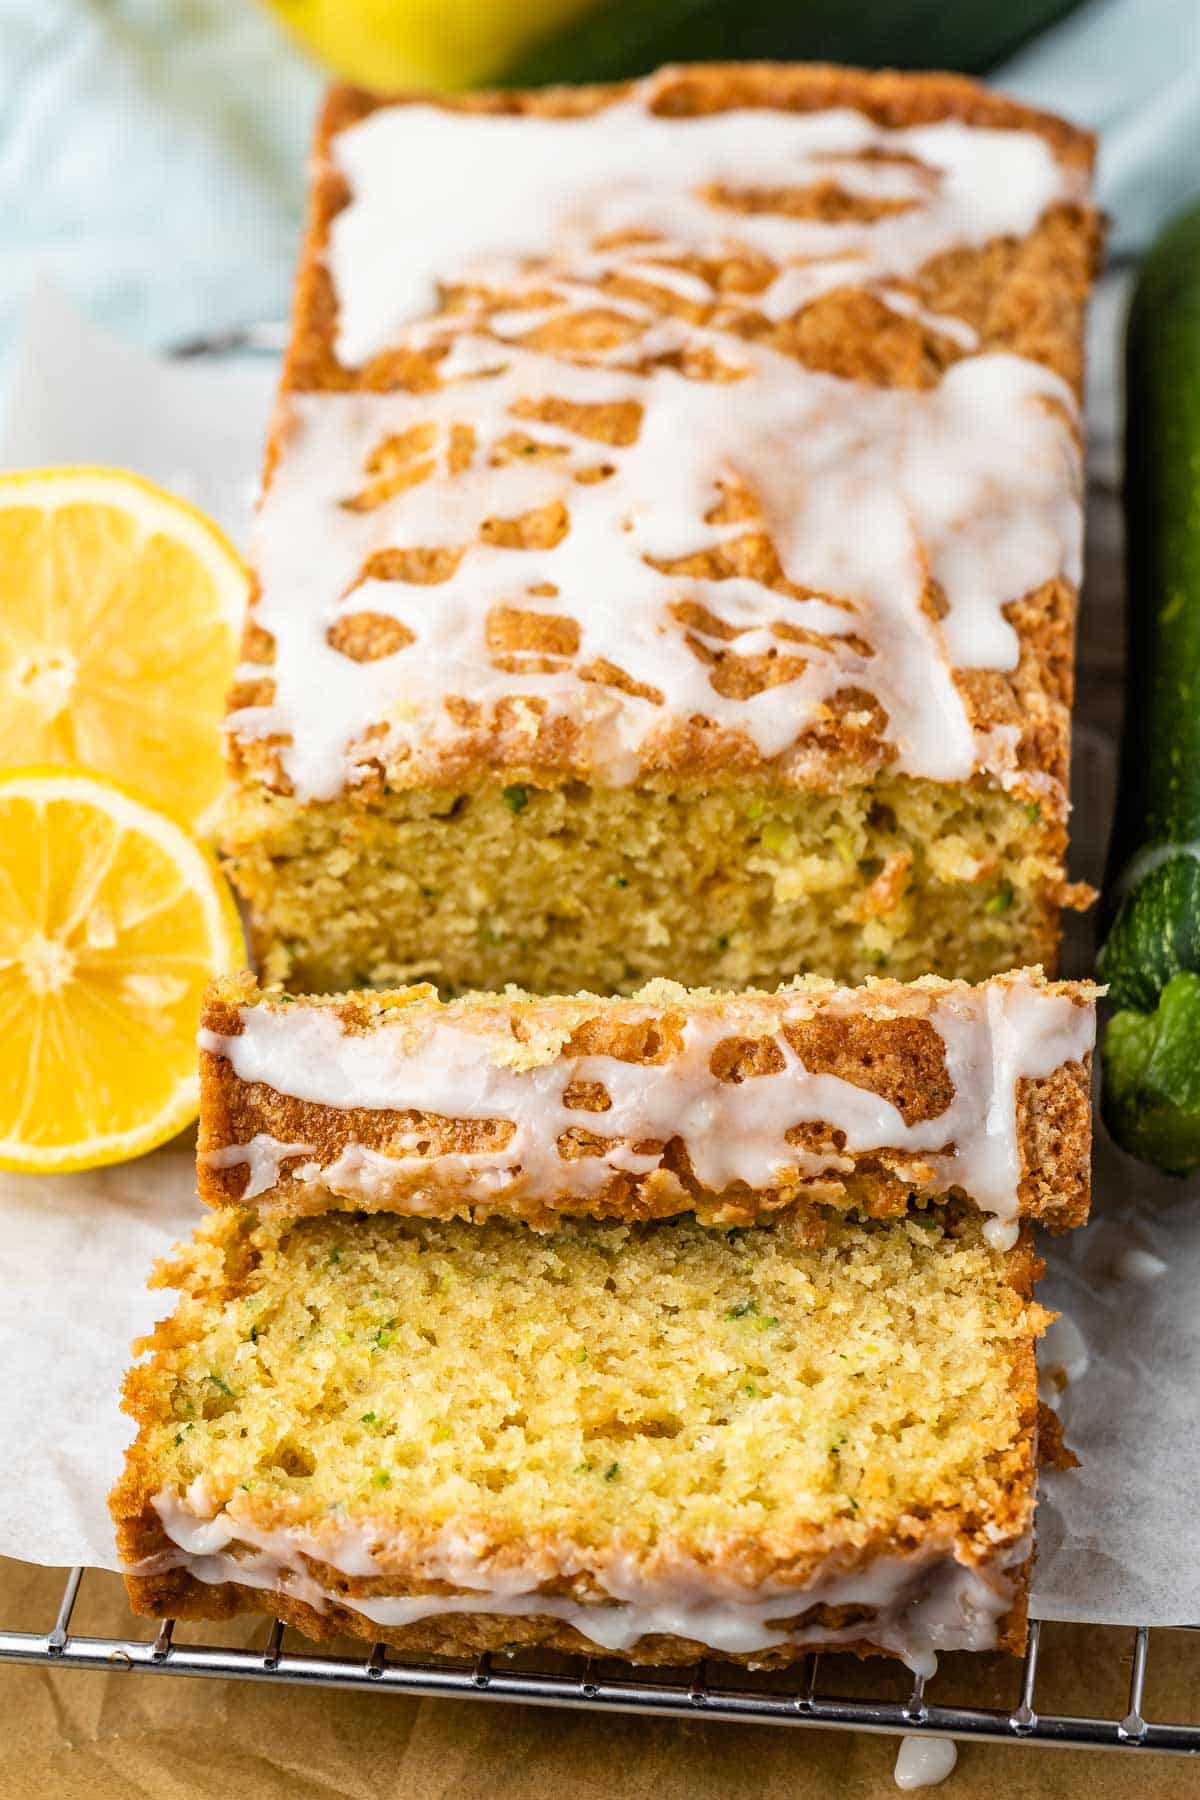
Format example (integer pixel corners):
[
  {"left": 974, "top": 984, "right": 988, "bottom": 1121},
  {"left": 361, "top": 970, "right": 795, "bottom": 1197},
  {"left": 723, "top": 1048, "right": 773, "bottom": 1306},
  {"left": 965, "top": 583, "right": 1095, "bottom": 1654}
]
[{"left": 1, "top": 1568, "right": 1197, "bottom": 1755}]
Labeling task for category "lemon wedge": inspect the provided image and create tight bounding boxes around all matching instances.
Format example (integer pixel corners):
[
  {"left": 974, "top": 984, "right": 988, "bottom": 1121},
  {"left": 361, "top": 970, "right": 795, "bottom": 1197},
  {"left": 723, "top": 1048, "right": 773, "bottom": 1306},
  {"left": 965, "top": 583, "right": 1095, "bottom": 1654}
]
[
  {"left": 0, "top": 768, "right": 245, "bottom": 1172},
  {"left": 0, "top": 467, "right": 248, "bottom": 834}
]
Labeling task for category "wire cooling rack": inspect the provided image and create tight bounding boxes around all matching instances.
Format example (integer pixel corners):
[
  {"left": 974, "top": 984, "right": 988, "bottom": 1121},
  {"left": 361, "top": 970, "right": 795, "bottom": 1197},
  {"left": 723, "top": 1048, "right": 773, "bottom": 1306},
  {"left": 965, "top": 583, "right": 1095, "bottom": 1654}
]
[{"left": 1, "top": 1568, "right": 1196, "bottom": 1755}]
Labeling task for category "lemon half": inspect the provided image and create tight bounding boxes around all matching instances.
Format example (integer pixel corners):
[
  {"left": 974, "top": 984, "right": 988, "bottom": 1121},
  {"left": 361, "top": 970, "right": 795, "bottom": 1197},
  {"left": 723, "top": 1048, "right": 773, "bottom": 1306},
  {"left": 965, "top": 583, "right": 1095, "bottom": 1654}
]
[
  {"left": 0, "top": 768, "right": 245, "bottom": 1173},
  {"left": 0, "top": 467, "right": 248, "bottom": 834}
]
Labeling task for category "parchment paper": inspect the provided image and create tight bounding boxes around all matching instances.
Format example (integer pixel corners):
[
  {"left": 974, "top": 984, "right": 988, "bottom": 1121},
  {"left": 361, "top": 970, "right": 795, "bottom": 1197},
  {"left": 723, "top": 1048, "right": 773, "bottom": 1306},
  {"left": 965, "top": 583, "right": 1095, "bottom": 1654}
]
[{"left": 0, "top": 281, "right": 1196, "bottom": 1627}]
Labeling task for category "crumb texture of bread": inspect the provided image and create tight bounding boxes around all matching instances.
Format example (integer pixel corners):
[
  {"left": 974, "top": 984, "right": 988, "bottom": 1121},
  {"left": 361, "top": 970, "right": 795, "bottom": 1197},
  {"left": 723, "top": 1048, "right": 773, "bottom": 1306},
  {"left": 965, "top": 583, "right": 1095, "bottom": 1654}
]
[
  {"left": 222, "top": 774, "right": 1069, "bottom": 996},
  {"left": 112, "top": 1206, "right": 1043, "bottom": 1666},
  {"left": 221, "top": 62, "right": 1101, "bottom": 995},
  {"left": 197, "top": 969, "right": 1095, "bottom": 1233}
]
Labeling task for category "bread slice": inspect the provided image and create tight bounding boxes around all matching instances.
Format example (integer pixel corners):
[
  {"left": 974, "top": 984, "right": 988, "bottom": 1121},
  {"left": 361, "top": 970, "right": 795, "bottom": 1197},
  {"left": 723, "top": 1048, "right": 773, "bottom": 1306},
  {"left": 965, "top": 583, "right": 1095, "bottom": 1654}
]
[
  {"left": 198, "top": 968, "right": 1096, "bottom": 1244},
  {"left": 112, "top": 1204, "right": 1046, "bottom": 1671},
  {"left": 220, "top": 63, "right": 1102, "bottom": 996}
]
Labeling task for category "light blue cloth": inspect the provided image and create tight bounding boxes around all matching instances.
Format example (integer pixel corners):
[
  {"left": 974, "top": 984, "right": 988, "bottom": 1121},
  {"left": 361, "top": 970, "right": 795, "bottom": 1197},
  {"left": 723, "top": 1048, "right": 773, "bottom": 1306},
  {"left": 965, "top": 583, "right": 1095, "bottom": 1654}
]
[
  {"left": 996, "top": 0, "right": 1200, "bottom": 258},
  {"left": 0, "top": 0, "right": 319, "bottom": 369},
  {"left": 0, "top": 0, "right": 1197, "bottom": 382}
]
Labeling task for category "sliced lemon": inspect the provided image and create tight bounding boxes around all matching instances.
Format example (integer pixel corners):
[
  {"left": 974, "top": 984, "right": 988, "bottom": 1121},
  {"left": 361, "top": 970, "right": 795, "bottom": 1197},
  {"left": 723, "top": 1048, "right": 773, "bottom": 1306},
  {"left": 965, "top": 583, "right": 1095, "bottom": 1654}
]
[
  {"left": 0, "top": 467, "right": 248, "bottom": 834},
  {"left": 0, "top": 768, "right": 245, "bottom": 1172}
]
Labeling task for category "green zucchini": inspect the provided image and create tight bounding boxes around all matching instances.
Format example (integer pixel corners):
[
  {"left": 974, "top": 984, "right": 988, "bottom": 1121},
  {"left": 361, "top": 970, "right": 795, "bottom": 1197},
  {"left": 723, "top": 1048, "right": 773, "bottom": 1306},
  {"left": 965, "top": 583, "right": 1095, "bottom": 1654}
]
[
  {"left": 503, "top": 0, "right": 1086, "bottom": 86},
  {"left": 1099, "top": 200, "right": 1200, "bottom": 1174}
]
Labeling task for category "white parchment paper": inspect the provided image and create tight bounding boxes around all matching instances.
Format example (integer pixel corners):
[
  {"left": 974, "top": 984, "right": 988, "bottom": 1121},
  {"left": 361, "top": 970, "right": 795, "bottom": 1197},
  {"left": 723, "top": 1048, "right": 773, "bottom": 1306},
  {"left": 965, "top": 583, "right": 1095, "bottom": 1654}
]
[
  {"left": 0, "top": 284, "right": 1196, "bottom": 1624},
  {"left": 1, "top": 278, "right": 277, "bottom": 544},
  {"left": 0, "top": 1150, "right": 197, "bottom": 1567}
]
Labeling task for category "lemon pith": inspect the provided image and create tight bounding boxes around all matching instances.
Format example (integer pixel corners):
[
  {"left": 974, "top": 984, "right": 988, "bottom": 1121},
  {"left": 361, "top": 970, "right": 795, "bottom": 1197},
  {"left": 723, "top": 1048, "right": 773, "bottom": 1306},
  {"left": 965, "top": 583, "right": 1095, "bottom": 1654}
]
[
  {"left": 0, "top": 467, "right": 248, "bottom": 834},
  {"left": 0, "top": 767, "right": 245, "bottom": 1173}
]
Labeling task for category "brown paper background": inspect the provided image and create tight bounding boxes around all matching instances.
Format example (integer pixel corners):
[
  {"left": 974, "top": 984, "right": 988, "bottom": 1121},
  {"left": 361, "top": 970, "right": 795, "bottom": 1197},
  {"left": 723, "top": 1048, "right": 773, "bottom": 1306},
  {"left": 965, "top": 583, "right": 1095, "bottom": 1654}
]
[{"left": 2, "top": 286, "right": 1198, "bottom": 1794}]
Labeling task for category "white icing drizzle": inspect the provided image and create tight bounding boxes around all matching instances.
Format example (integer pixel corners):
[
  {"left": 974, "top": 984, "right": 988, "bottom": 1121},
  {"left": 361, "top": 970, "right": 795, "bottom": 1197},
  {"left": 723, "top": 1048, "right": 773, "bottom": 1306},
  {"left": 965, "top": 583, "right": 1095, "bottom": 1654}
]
[
  {"left": 198, "top": 976, "right": 1094, "bottom": 1227},
  {"left": 238, "top": 350, "right": 1081, "bottom": 799},
  {"left": 140, "top": 1484, "right": 1029, "bottom": 1673},
  {"left": 231, "top": 81, "right": 1088, "bottom": 800},
  {"left": 874, "top": 287, "right": 980, "bottom": 350},
  {"left": 202, "top": 1134, "right": 312, "bottom": 1201},
  {"left": 326, "top": 78, "right": 1086, "bottom": 363},
  {"left": 981, "top": 1218, "right": 1021, "bottom": 1255},
  {"left": 894, "top": 1735, "right": 959, "bottom": 1790},
  {"left": 1037, "top": 1313, "right": 1089, "bottom": 1409}
]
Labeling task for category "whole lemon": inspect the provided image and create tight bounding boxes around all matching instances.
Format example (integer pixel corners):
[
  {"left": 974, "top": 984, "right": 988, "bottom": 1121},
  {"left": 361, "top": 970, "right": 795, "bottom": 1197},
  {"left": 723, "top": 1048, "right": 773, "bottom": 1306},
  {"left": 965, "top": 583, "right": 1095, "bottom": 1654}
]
[{"left": 262, "top": 0, "right": 603, "bottom": 90}]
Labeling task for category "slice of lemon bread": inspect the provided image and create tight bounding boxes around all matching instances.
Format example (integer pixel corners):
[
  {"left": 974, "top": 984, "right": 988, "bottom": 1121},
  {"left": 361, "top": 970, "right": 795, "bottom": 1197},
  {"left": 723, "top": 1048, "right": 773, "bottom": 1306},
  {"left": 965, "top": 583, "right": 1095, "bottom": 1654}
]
[
  {"left": 113, "top": 1205, "right": 1046, "bottom": 1671},
  {"left": 198, "top": 969, "right": 1096, "bottom": 1245}
]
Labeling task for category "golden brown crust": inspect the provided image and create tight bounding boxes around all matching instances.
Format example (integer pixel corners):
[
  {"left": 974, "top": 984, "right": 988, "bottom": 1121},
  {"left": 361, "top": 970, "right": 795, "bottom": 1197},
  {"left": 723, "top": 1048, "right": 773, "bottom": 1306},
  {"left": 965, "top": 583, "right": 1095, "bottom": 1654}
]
[
  {"left": 283, "top": 65, "right": 1096, "bottom": 396},
  {"left": 116, "top": 1567, "right": 1029, "bottom": 1666},
  {"left": 1016, "top": 1055, "right": 1093, "bottom": 1231},
  {"left": 228, "top": 61, "right": 1101, "bottom": 803},
  {"left": 196, "top": 972, "right": 1094, "bottom": 1230},
  {"left": 1036, "top": 1402, "right": 1079, "bottom": 1473}
]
